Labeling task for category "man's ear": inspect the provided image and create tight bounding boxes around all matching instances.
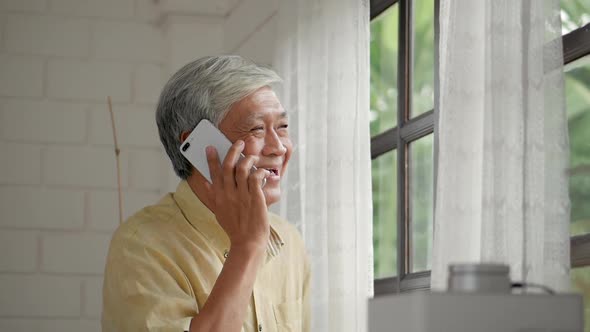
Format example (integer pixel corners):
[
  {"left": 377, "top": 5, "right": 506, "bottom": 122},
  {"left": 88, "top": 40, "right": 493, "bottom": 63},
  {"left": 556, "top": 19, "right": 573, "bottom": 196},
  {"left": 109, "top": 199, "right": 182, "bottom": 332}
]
[{"left": 180, "top": 131, "right": 190, "bottom": 143}]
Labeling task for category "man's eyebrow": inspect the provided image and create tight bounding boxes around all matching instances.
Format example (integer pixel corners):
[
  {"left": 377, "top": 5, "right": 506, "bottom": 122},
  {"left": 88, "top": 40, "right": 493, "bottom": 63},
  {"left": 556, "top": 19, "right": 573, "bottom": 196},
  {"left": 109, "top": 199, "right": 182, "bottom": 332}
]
[{"left": 243, "top": 111, "right": 288, "bottom": 123}]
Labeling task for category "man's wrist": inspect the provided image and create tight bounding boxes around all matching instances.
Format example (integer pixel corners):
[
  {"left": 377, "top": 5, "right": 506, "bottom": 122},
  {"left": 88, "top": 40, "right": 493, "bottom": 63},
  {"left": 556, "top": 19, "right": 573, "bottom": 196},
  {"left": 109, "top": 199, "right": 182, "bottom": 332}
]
[{"left": 229, "top": 241, "right": 267, "bottom": 260}]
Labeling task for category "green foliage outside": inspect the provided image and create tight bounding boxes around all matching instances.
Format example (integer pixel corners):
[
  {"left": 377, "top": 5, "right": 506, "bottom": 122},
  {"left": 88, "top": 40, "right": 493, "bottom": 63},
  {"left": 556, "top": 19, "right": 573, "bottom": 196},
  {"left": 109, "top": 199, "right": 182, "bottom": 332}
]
[
  {"left": 370, "top": 0, "right": 435, "bottom": 278},
  {"left": 371, "top": 1, "right": 590, "bottom": 328},
  {"left": 562, "top": 2, "right": 590, "bottom": 331}
]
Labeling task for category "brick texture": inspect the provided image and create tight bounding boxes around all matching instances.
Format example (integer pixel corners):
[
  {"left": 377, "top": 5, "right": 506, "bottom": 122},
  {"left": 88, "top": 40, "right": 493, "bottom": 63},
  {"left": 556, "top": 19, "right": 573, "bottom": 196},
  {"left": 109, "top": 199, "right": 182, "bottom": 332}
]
[
  {"left": 0, "top": 230, "right": 38, "bottom": 272},
  {"left": 0, "top": 143, "right": 41, "bottom": 184},
  {"left": 0, "top": 55, "right": 43, "bottom": 97},
  {"left": 88, "top": 105, "right": 160, "bottom": 147},
  {"left": 3, "top": 15, "right": 90, "bottom": 57},
  {"left": 0, "top": 0, "right": 47, "bottom": 12},
  {"left": 49, "top": 0, "right": 134, "bottom": 18},
  {"left": 0, "top": 186, "right": 84, "bottom": 229},
  {"left": 47, "top": 60, "right": 132, "bottom": 102},
  {"left": 93, "top": 21, "right": 163, "bottom": 62},
  {"left": 1, "top": 100, "right": 88, "bottom": 143},
  {"left": 0, "top": 275, "right": 81, "bottom": 316},
  {"left": 41, "top": 233, "right": 111, "bottom": 274},
  {"left": 43, "top": 146, "right": 129, "bottom": 188},
  {"left": 87, "top": 190, "right": 160, "bottom": 231}
]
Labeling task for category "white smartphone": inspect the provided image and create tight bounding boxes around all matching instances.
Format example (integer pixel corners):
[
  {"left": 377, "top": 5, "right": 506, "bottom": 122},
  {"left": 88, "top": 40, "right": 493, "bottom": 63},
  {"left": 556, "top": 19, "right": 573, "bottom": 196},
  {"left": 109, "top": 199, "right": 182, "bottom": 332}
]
[{"left": 179, "top": 119, "right": 258, "bottom": 183}]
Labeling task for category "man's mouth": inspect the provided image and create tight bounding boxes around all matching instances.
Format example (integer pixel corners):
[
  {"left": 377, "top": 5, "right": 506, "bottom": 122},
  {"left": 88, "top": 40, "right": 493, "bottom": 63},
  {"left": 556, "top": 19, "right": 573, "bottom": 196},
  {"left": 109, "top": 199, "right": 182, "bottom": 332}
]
[
  {"left": 258, "top": 166, "right": 280, "bottom": 178},
  {"left": 264, "top": 168, "right": 279, "bottom": 176}
]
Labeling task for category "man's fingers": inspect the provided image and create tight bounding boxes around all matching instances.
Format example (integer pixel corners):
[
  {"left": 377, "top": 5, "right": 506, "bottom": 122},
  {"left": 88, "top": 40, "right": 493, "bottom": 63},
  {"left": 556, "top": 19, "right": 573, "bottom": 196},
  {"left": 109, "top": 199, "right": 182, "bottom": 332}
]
[
  {"left": 203, "top": 180, "right": 216, "bottom": 211},
  {"left": 206, "top": 146, "right": 223, "bottom": 188},
  {"left": 236, "top": 155, "right": 258, "bottom": 197},
  {"left": 248, "top": 168, "right": 270, "bottom": 196},
  {"left": 222, "top": 140, "right": 244, "bottom": 191}
]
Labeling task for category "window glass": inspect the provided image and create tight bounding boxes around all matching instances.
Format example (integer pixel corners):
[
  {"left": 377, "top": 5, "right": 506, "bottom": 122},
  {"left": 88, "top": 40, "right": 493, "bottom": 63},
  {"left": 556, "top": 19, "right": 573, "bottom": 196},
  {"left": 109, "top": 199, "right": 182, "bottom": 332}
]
[
  {"left": 370, "top": 4, "right": 399, "bottom": 136},
  {"left": 372, "top": 150, "right": 398, "bottom": 278},
  {"left": 411, "top": 0, "right": 435, "bottom": 117},
  {"left": 565, "top": 55, "right": 590, "bottom": 236},
  {"left": 409, "top": 134, "right": 434, "bottom": 272},
  {"left": 561, "top": 0, "right": 590, "bottom": 34}
]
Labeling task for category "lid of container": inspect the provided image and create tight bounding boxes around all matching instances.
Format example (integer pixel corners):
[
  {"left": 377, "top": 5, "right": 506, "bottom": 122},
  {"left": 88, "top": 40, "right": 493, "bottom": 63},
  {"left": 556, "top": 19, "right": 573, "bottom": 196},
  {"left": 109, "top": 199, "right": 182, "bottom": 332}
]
[{"left": 449, "top": 263, "right": 509, "bottom": 274}]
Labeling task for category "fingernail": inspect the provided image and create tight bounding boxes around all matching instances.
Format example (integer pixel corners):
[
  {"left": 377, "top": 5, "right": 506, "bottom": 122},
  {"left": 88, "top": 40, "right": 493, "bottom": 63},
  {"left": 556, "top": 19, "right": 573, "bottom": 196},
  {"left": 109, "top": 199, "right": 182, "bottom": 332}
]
[
  {"left": 237, "top": 140, "right": 244, "bottom": 146},
  {"left": 206, "top": 146, "right": 214, "bottom": 154}
]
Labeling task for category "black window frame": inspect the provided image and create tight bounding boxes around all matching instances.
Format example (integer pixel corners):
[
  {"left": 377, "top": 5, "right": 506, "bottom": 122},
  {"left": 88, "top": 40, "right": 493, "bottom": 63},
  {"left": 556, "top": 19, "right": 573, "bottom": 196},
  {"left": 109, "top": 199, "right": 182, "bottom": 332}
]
[
  {"left": 370, "top": 0, "right": 438, "bottom": 295},
  {"left": 566, "top": 23, "right": 590, "bottom": 268},
  {"left": 370, "top": 0, "right": 590, "bottom": 295}
]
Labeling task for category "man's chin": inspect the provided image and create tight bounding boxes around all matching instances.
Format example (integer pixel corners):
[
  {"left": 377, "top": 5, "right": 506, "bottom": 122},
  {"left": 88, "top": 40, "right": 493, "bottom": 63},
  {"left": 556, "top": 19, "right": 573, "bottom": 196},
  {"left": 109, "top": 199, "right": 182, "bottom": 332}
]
[{"left": 263, "top": 187, "right": 281, "bottom": 207}]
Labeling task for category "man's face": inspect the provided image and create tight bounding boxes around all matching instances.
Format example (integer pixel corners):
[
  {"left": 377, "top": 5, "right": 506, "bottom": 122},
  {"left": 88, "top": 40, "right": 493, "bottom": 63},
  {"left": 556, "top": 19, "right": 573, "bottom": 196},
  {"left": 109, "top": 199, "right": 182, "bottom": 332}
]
[{"left": 218, "top": 86, "right": 293, "bottom": 206}]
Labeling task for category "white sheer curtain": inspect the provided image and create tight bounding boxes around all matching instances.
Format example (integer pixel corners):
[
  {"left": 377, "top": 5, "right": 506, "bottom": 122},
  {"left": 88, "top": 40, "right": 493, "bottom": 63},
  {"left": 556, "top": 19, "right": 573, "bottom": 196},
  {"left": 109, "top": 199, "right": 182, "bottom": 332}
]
[
  {"left": 432, "top": 0, "right": 570, "bottom": 291},
  {"left": 273, "top": 0, "right": 373, "bottom": 331}
]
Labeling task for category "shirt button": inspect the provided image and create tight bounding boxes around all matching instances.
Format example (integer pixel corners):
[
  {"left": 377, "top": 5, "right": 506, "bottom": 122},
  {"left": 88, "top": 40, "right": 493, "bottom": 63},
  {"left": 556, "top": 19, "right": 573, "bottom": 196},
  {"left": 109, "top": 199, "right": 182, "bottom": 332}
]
[
  {"left": 223, "top": 249, "right": 229, "bottom": 259},
  {"left": 258, "top": 323, "right": 263, "bottom": 331}
]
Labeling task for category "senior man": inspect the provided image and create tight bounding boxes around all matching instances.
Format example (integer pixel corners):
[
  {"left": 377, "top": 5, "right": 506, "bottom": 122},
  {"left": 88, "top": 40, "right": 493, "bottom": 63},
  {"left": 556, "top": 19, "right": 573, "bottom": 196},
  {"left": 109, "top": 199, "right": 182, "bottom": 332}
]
[{"left": 102, "top": 55, "right": 310, "bottom": 332}]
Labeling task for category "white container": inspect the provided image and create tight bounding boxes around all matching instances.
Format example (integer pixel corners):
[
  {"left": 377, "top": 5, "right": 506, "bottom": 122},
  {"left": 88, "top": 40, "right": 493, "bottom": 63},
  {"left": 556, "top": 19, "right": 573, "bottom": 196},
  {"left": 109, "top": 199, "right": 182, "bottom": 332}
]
[{"left": 447, "top": 263, "right": 511, "bottom": 293}]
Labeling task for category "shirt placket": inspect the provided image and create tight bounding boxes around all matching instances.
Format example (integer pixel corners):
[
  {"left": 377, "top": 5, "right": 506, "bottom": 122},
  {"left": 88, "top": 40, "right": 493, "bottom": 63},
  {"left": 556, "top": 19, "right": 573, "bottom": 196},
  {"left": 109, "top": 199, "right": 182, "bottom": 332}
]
[{"left": 252, "top": 262, "right": 278, "bottom": 332}]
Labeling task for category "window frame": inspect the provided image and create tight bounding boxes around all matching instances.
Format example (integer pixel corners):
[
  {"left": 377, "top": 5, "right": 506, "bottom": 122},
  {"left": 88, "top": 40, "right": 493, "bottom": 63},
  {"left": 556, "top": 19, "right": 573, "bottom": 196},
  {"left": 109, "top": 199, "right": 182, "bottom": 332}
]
[
  {"left": 566, "top": 23, "right": 590, "bottom": 268},
  {"left": 370, "top": 0, "right": 438, "bottom": 294},
  {"left": 370, "top": 0, "right": 590, "bottom": 295}
]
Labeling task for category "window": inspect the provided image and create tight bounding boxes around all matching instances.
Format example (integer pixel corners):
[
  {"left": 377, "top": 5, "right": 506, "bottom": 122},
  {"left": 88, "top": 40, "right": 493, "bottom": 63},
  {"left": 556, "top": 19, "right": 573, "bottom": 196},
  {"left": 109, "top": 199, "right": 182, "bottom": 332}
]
[
  {"left": 370, "top": 0, "right": 437, "bottom": 293},
  {"left": 370, "top": 0, "right": 590, "bottom": 304},
  {"left": 564, "top": 1, "right": 590, "bottom": 330}
]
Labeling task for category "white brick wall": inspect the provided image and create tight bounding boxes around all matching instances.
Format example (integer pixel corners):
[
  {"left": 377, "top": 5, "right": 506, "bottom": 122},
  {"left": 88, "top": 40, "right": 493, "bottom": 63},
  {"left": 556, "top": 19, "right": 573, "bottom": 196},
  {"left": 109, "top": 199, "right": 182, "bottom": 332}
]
[
  {"left": 224, "top": 0, "right": 278, "bottom": 53},
  {"left": 165, "top": 18, "right": 224, "bottom": 73},
  {"left": 93, "top": 21, "right": 163, "bottom": 62},
  {"left": 88, "top": 105, "right": 160, "bottom": 147},
  {"left": 0, "top": 319, "right": 101, "bottom": 332},
  {"left": 0, "top": 186, "right": 84, "bottom": 229},
  {"left": 0, "top": 275, "right": 81, "bottom": 316},
  {"left": 129, "top": 148, "right": 168, "bottom": 190},
  {"left": 234, "top": 15, "right": 277, "bottom": 65},
  {"left": 0, "top": 143, "right": 41, "bottom": 184},
  {"left": 0, "top": 230, "right": 38, "bottom": 272},
  {"left": 4, "top": 15, "right": 90, "bottom": 57},
  {"left": 87, "top": 190, "right": 160, "bottom": 231},
  {"left": 135, "top": 0, "right": 160, "bottom": 22},
  {"left": 0, "top": 0, "right": 47, "bottom": 12},
  {"left": 43, "top": 146, "right": 129, "bottom": 188},
  {"left": 41, "top": 233, "right": 111, "bottom": 274},
  {"left": 0, "top": 55, "right": 44, "bottom": 97},
  {"left": 0, "top": 0, "right": 276, "bottom": 329},
  {"left": 83, "top": 277, "right": 103, "bottom": 318},
  {"left": 1, "top": 100, "right": 88, "bottom": 143},
  {"left": 47, "top": 60, "right": 133, "bottom": 102},
  {"left": 134, "top": 64, "right": 165, "bottom": 104},
  {"left": 49, "top": 0, "right": 135, "bottom": 19}
]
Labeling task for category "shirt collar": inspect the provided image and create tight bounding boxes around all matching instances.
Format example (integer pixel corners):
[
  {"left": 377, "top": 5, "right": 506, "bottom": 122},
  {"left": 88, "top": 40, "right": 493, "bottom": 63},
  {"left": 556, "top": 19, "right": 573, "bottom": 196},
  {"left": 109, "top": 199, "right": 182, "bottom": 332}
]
[{"left": 172, "top": 180, "right": 285, "bottom": 260}]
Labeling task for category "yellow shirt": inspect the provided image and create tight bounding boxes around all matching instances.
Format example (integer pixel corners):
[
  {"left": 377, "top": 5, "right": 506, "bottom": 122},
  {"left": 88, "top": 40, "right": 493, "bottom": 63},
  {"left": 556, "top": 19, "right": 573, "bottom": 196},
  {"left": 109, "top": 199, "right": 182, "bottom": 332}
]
[{"left": 102, "top": 181, "right": 310, "bottom": 332}]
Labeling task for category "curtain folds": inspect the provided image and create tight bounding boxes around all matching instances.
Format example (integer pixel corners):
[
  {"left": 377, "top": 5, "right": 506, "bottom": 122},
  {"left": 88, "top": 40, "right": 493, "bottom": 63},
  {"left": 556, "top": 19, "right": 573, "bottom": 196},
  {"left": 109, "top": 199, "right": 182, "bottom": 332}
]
[
  {"left": 273, "top": 0, "right": 374, "bottom": 331},
  {"left": 432, "top": 0, "right": 570, "bottom": 291}
]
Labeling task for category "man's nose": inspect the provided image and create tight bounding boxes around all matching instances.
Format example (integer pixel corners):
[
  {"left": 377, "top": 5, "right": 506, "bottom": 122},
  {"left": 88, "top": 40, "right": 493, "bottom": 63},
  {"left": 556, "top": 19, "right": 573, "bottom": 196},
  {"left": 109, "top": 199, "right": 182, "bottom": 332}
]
[{"left": 262, "top": 130, "right": 287, "bottom": 156}]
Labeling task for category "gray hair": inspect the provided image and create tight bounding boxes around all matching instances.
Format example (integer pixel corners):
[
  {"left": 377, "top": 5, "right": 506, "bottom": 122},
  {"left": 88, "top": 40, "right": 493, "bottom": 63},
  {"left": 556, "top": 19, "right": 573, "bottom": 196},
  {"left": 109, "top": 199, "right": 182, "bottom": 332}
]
[{"left": 156, "top": 55, "right": 282, "bottom": 179}]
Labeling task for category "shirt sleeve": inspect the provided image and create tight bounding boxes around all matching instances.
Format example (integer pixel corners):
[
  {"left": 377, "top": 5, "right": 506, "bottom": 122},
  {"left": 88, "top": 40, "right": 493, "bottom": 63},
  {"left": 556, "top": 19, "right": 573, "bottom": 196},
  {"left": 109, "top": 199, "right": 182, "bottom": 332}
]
[{"left": 102, "top": 230, "right": 198, "bottom": 332}]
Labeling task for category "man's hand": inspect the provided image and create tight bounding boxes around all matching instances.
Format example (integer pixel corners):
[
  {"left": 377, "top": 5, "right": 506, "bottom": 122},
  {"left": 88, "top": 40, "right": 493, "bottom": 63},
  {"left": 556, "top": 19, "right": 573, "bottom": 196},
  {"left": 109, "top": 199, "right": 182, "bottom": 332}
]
[
  {"left": 189, "top": 141, "right": 272, "bottom": 332},
  {"left": 203, "top": 140, "right": 271, "bottom": 253}
]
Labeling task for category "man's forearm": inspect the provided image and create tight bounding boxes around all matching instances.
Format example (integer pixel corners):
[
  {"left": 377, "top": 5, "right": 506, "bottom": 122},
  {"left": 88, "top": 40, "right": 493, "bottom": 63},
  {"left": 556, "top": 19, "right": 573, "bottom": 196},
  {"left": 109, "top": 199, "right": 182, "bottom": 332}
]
[{"left": 189, "top": 244, "right": 265, "bottom": 332}]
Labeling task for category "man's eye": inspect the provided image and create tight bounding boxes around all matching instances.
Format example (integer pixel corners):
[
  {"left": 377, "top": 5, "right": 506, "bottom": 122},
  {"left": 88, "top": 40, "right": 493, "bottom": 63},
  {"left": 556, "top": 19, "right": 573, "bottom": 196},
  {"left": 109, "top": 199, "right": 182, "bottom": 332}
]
[
  {"left": 279, "top": 124, "right": 289, "bottom": 129},
  {"left": 251, "top": 126, "right": 264, "bottom": 132}
]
